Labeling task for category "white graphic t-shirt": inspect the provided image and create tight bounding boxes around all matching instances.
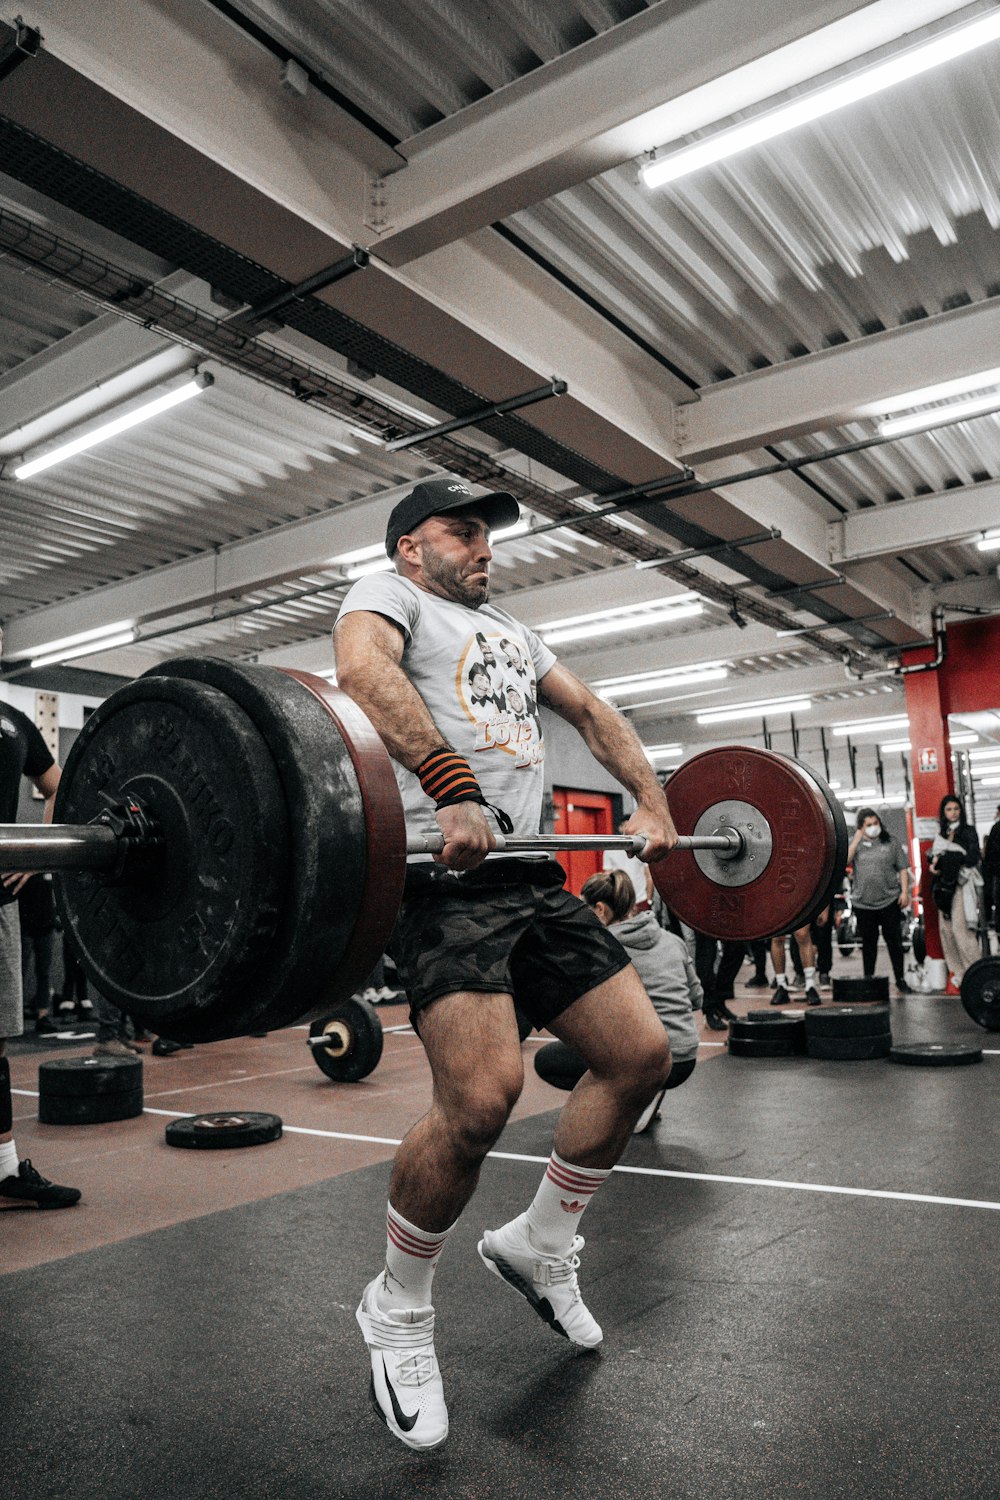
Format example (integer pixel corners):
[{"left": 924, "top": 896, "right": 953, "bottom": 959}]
[{"left": 336, "top": 573, "right": 556, "bottom": 846}]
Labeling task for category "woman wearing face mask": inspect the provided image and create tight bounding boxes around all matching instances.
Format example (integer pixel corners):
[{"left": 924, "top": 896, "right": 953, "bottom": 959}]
[
  {"left": 928, "top": 796, "right": 983, "bottom": 985},
  {"left": 847, "top": 808, "right": 912, "bottom": 993}
]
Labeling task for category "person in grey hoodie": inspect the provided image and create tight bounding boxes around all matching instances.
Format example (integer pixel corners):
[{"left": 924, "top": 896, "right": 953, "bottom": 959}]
[{"left": 534, "top": 868, "right": 702, "bottom": 1134}]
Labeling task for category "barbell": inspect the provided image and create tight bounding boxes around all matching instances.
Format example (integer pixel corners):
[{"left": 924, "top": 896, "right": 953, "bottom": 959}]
[{"left": 0, "top": 659, "right": 848, "bottom": 1043}]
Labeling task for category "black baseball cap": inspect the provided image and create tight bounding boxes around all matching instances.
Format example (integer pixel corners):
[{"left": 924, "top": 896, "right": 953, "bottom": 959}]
[{"left": 385, "top": 477, "right": 520, "bottom": 557}]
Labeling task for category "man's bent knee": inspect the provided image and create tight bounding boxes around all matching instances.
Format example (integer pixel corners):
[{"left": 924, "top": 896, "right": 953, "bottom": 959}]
[{"left": 441, "top": 1080, "right": 522, "bottom": 1159}]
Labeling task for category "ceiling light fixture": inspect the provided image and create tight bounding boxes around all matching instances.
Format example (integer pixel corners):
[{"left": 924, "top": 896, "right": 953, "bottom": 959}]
[
  {"left": 30, "top": 629, "right": 137, "bottom": 669},
  {"left": 596, "top": 663, "right": 729, "bottom": 701},
  {"left": 695, "top": 696, "right": 811, "bottom": 725},
  {"left": 538, "top": 596, "right": 703, "bottom": 646},
  {"left": 831, "top": 715, "right": 909, "bottom": 737},
  {"left": 877, "top": 389, "right": 1000, "bottom": 439},
  {"left": 641, "top": 8, "right": 1000, "bottom": 189},
  {"left": 976, "top": 532, "right": 1000, "bottom": 553},
  {"left": 12, "top": 373, "right": 213, "bottom": 480}
]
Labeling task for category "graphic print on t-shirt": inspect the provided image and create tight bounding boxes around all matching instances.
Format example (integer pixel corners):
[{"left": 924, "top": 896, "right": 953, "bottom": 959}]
[{"left": 458, "top": 629, "right": 543, "bottom": 769}]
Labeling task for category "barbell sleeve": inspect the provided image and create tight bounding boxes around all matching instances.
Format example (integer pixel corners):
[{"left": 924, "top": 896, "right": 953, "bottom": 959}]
[{"left": 0, "top": 824, "right": 121, "bottom": 872}]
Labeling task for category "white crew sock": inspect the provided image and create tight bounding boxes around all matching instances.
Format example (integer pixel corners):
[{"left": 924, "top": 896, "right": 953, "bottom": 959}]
[
  {"left": 376, "top": 1202, "right": 454, "bottom": 1312},
  {"left": 523, "top": 1151, "right": 612, "bottom": 1256},
  {"left": 0, "top": 1138, "right": 19, "bottom": 1181},
  {"left": 803, "top": 966, "right": 816, "bottom": 988}
]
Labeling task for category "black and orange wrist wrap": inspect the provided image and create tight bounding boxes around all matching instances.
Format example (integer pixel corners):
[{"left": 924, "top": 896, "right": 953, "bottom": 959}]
[{"left": 417, "top": 748, "right": 485, "bottom": 810}]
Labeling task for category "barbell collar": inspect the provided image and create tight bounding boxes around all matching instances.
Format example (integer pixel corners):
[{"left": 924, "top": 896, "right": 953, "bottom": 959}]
[{"left": 405, "top": 831, "right": 744, "bottom": 859}]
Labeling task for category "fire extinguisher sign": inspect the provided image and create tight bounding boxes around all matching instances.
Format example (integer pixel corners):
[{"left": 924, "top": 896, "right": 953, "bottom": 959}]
[{"left": 918, "top": 748, "right": 939, "bottom": 773}]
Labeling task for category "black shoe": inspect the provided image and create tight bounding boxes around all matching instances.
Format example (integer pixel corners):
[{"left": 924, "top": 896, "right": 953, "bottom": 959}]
[
  {"left": 818, "top": 973, "right": 831, "bottom": 987},
  {"left": 77, "top": 999, "right": 95, "bottom": 1019},
  {"left": 793, "top": 972, "right": 806, "bottom": 989},
  {"left": 718, "top": 1003, "right": 738, "bottom": 1022},
  {"left": 770, "top": 986, "right": 791, "bottom": 1006},
  {"left": 703, "top": 1010, "right": 728, "bottom": 1031},
  {"left": 54, "top": 1000, "right": 77, "bottom": 1023},
  {"left": 34, "top": 1015, "right": 59, "bottom": 1036},
  {"left": 769, "top": 977, "right": 778, "bottom": 989},
  {"left": 896, "top": 978, "right": 912, "bottom": 994},
  {"left": 0, "top": 1159, "right": 81, "bottom": 1210},
  {"left": 745, "top": 975, "right": 769, "bottom": 988},
  {"left": 151, "top": 1038, "right": 194, "bottom": 1056},
  {"left": 804, "top": 985, "right": 823, "bottom": 1007}
]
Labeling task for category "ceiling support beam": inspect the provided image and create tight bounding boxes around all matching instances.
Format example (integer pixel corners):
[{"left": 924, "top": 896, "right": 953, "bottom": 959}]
[
  {"left": 829, "top": 481, "right": 1000, "bottom": 563},
  {"left": 674, "top": 298, "right": 1000, "bottom": 463},
  {"left": 369, "top": 0, "right": 965, "bottom": 264}
]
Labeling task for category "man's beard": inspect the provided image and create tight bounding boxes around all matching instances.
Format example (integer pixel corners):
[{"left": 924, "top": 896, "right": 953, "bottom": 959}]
[{"left": 422, "top": 549, "right": 490, "bottom": 608}]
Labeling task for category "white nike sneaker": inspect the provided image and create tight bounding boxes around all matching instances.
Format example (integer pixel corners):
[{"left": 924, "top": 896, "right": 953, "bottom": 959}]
[
  {"left": 355, "top": 1276, "right": 448, "bottom": 1451},
  {"left": 477, "top": 1217, "right": 603, "bottom": 1349}
]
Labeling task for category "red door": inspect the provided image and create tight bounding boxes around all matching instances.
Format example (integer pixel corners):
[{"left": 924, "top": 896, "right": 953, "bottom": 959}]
[{"left": 552, "top": 788, "right": 615, "bottom": 896}]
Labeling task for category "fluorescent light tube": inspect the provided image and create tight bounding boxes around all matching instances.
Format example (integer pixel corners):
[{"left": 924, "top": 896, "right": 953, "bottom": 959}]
[
  {"left": 24, "top": 620, "right": 135, "bottom": 659},
  {"left": 597, "top": 667, "right": 729, "bottom": 701},
  {"left": 540, "top": 602, "right": 703, "bottom": 646},
  {"left": 876, "top": 366, "right": 1000, "bottom": 417},
  {"left": 30, "top": 629, "right": 136, "bottom": 669},
  {"left": 695, "top": 696, "right": 811, "bottom": 725},
  {"left": 831, "top": 715, "right": 909, "bottom": 736},
  {"left": 878, "top": 389, "right": 1000, "bottom": 439},
  {"left": 596, "top": 660, "right": 726, "bottom": 691},
  {"left": 346, "top": 557, "right": 394, "bottom": 580},
  {"left": 14, "top": 374, "right": 213, "bottom": 480},
  {"left": 976, "top": 533, "right": 1000, "bottom": 553},
  {"left": 642, "top": 8, "right": 1000, "bottom": 189}
]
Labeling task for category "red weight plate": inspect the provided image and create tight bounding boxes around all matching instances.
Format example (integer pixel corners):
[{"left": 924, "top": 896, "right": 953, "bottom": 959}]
[
  {"left": 280, "top": 671, "right": 407, "bottom": 1008},
  {"left": 652, "top": 747, "right": 839, "bottom": 941}
]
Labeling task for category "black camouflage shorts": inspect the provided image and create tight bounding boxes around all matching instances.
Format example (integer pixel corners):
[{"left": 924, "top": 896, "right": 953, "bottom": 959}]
[{"left": 388, "top": 858, "right": 631, "bottom": 1031}]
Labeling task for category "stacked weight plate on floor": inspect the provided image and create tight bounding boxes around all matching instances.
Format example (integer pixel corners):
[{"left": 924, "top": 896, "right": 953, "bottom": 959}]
[
  {"left": 54, "top": 661, "right": 406, "bottom": 1042},
  {"left": 804, "top": 1004, "right": 892, "bottom": 1060},
  {"left": 832, "top": 976, "right": 890, "bottom": 1003},
  {"left": 38, "top": 1055, "right": 143, "bottom": 1124},
  {"left": 959, "top": 956, "right": 1000, "bottom": 1032},
  {"left": 888, "top": 1043, "right": 984, "bottom": 1067},
  {"left": 728, "top": 1014, "right": 807, "bottom": 1058}
]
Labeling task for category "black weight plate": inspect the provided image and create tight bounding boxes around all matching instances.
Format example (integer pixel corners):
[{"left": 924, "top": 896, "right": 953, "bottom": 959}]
[
  {"left": 960, "top": 956, "right": 1000, "bottom": 1032},
  {"left": 728, "top": 1036, "right": 797, "bottom": 1058},
  {"left": 165, "top": 1111, "right": 283, "bottom": 1149},
  {"left": 807, "top": 1034, "right": 892, "bottom": 1060},
  {"left": 38, "top": 1056, "right": 142, "bottom": 1097},
  {"left": 39, "top": 1087, "right": 144, "bottom": 1125},
  {"left": 730, "top": 1016, "right": 806, "bottom": 1042},
  {"left": 804, "top": 1004, "right": 891, "bottom": 1038},
  {"left": 309, "top": 997, "right": 384, "bottom": 1082},
  {"left": 53, "top": 675, "right": 289, "bottom": 1039},
  {"left": 746, "top": 1009, "right": 806, "bottom": 1022},
  {"left": 151, "top": 661, "right": 405, "bottom": 1039},
  {"left": 832, "top": 975, "right": 890, "bottom": 1004},
  {"left": 889, "top": 1043, "right": 984, "bottom": 1067},
  {"left": 912, "top": 922, "right": 926, "bottom": 966}
]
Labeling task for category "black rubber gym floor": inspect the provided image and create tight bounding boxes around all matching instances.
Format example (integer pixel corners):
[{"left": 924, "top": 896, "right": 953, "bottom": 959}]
[{"left": 2, "top": 993, "right": 996, "bottom": 1500}]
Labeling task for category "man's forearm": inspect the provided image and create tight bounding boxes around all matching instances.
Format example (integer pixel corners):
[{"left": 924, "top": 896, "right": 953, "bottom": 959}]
[{"left": 337, "top": 655, "right": 447, "bottom": 772}]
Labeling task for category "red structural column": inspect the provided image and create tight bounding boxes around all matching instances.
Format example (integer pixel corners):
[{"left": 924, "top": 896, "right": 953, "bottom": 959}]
[{"left": 902, "top": 647, "right": 952, "bottom": 961}]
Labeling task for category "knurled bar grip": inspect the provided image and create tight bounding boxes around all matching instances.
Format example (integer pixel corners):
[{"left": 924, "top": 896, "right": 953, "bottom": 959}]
[
  {"left": 0, "top": 823, "right": 743, "bottom": 872},
  {"left": 406, "top": 832, "right": 744, "bottom": 858}
]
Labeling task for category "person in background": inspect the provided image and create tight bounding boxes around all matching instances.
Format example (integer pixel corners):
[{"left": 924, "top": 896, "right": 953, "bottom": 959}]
[
  {"left": 17, "top": 872, "right": 56, "bottom": 1028},
  {"left": 602, "top": 817, "right": 653, "bottom": 911},
  {"left": 929, "top": 795, "right": 982, "bottom": 986},
  {"left": 534, "top": 868, "right": 701, "bottom": 1134},
  {"left": 982, "top": 805, "right": 1000, "bottom": 932},
  {"left": 770, "top": 922, "right": 823, "bottom": 1006},
  {"left": 848, "top": 808, "right": 911, "bottom": 994}
]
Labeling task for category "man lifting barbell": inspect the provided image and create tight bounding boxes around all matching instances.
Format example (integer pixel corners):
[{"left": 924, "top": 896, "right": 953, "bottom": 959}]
[{"left": 333, "top": 477, "right": 679, "bottom": 1452}]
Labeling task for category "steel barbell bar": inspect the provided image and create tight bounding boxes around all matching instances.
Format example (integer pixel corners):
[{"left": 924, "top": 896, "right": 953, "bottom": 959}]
[{"left": 0, "top": 821, "right": 744, "bottom": 875}]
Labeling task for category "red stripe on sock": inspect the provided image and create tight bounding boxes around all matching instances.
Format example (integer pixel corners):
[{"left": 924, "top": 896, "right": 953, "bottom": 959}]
[
  {"left": 546, "top": 1162, "right": 602, "bottom": 1194},
  {"left": 387, "top": 1221, "right": 447, "bottom": 1259}
]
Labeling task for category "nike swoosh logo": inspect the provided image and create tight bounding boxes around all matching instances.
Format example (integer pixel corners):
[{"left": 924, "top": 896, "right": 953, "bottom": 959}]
[{"left": 382, "top": 1357, "right": 419, "bottom": 1432}]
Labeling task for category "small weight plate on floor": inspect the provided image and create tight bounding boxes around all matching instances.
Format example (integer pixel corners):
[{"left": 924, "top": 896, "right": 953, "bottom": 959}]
[
  {"left": 654, "top": 747, "right": 844, "bottom": 941},
  {"left": 308, "top": 997, "right": 383, "bottom": 1082},
  {"left": 888, "top": 1043, "right": 984, "bottom": 1067},
  {"left": 746, "top": 1009, "right": 805, "bottom": 1022},
  {"left": 164, "top": 1111, "right": 283, "bottom": 1149},
  {"left": 804, "top": 1004, "right": 891, "bottom": 1039},
  {"left": 806, "top": 1034, "right": 892, "bottom": 1060},
  {"left": 832, "top": 975, "right": 890, "bottom": 1003},
  {"left": 730, "top": 1016, "right": 806, "bottom": 1042},
  {"left": 728, "top": 1036, "right": 798, "bottom": 1058},
  {"left": 40, "top": 1087, "right": 144, "bottom": 1125},
  {"left": 960, "top": 956, "right": 1000, "bottom": 1032},
  {"left": 38, "top": 1056, "right": 142, "bottom": 1097}
]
